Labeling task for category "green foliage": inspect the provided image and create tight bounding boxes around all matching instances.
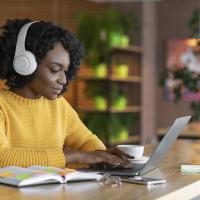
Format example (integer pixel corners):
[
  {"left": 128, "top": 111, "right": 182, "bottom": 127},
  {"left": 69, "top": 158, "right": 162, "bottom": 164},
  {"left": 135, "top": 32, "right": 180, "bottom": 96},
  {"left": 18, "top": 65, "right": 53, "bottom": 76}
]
[
  {"left": 161, "top": 68, "right": 200, "bottom": 102},
  {"left": 174, "top": 68, "right": 199, "bottom": 91},
  {"left": 188, "top": 9, "right": 200, "bottom": 38},
  {"left": 83, "top": 113, "right": 136, "bottom": 143},
  {"left": 83, "top": 113, "right": 110, "bottom": 141},
  {"left": 76, "top": 9, "right": 137, "bottom": 143},
  {"left": 190, "top": 102, "right": 200, "bottom": 120},
  {"left": 76, "top": 8, "right": 136, "bottom": 67},
  {"left": 85, "top": 81, "right": 126, "bottom": 106},
  {"left": 111, "top": 84, "right": 124, "bottom": 100},
  {"left": 84, "top": 81, "right": 109, "bottom": 98}
]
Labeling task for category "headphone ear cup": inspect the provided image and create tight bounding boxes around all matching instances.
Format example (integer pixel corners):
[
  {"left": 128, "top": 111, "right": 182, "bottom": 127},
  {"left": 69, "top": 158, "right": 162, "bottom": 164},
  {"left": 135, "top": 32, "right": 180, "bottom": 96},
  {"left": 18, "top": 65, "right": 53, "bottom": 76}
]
[
  {"left": 24, "top": 50, "right": 37, "bottom": 75},
  {"left": 13, "top": 51, "right": 37, "bottom": 75},
  {"left": 13, "top": 21, "right": 38, "bottom": 76}
]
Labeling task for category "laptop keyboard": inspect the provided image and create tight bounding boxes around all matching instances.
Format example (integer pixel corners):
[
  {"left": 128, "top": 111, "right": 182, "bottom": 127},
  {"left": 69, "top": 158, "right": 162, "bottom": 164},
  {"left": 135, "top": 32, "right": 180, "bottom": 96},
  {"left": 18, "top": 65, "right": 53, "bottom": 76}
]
[{"left": 79, "top": 163, "right": 145, "bottom": 176}]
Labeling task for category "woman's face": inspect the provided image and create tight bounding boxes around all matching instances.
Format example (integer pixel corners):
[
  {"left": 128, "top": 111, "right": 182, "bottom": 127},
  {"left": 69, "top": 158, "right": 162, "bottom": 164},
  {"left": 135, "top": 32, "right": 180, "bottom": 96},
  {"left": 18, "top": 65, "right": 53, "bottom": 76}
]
[{"left": 22, "top": 42, "right": 70, "bottom": 100}]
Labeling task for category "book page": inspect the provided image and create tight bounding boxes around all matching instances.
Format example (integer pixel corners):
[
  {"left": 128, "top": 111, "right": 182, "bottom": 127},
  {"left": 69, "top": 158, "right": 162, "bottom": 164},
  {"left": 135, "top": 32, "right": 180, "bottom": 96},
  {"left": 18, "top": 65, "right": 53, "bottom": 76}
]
[
  {"left": 64, "top": 171, "right": 102, "bottom": 182},
  {"left": 29, "top": 166, "right": 102, "bottom": 183},
  {"left": 29, "top": 166, "right": 75, "bottom": 176},
  {"left": 0, "top": 166, "right": 62, "bottom": 187}
]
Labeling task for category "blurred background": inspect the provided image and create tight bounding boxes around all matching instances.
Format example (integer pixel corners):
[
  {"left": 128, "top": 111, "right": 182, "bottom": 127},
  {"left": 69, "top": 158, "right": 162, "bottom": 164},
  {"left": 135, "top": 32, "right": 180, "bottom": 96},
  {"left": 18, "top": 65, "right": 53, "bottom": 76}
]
[{"left": 1, "top": 0, "right": 200, "bottom": 145}]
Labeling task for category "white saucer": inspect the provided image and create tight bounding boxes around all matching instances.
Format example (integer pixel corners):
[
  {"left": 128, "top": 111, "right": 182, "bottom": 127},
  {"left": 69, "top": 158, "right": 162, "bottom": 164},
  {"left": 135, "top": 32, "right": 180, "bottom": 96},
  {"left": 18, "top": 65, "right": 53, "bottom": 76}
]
[{"left": 129, "top": 156, "right": 149, "bottom": 164}]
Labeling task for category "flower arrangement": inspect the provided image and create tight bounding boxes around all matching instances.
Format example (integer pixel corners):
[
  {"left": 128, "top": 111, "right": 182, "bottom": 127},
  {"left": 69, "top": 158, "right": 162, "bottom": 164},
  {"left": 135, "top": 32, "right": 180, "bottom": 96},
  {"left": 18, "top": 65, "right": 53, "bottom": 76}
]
[
  {"left": 162, "top": 39, "right": 200, "bottom": 120},
  {"left": 161, "top": 9, "right": 200, "bottom": 123}
]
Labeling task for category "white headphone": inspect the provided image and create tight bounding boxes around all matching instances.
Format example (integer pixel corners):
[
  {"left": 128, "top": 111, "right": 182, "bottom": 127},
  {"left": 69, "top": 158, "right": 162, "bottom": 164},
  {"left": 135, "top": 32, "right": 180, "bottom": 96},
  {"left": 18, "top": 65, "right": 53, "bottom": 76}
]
[{"left": 13, "top": 21, "right": 38, "bottom": 76}]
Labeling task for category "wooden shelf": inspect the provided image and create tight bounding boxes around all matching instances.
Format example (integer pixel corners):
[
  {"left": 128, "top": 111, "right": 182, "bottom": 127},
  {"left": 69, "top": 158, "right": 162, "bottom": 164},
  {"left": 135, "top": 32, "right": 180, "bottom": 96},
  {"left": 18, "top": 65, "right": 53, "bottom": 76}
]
[
  {"left": 110, "top": 135, "right": 140, "bottom": 146},
  {"left": 111, "top": 46, "right": 143, "bottom": 54},
  {"left": 78, "top": 106, "right": 141, "bottom": 113},
  {"left": 88, "top": 0, "right": 142, "bottom": 3},
  {"left": 76, "top": 44, "right": 143, "bottom": 144},
  {"left": 157, "top": 124, "right": 200, "bottom": 139},
  {"left": 77, "top": 75, "right": 142, "bottom": 83}
]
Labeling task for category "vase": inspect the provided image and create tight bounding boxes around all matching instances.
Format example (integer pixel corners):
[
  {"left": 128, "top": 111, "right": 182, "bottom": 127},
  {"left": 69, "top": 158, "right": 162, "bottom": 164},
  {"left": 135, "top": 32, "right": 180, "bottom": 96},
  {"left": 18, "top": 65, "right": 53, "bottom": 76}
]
[
  {"left": 116, "top": 64, "right": 129, "bottom": 78},
  {"left": 109, "top": 32, "right": 122, "bottom": 47},
  {"left": 120, "top": 35, "right": 130, "bottom": 48},
  {"left": 112, "top": 96, "right": 127, "bottom": 110},
  {"left": 93, "top": 96, "right": 107, "bottom": 110},
  {"left": 93, "top": 63, "right": 107, "bottom": 78},
  {"left": 110, "top": 127, "right": 129, "bottom": 142}
]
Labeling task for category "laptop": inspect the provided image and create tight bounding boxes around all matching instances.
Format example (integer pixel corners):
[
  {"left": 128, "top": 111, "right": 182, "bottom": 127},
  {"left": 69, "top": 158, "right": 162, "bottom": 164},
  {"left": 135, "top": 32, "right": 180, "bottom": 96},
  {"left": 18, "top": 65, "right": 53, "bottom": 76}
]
[{"left": 81, "top": 116, "right": 191, "bottom": 176}]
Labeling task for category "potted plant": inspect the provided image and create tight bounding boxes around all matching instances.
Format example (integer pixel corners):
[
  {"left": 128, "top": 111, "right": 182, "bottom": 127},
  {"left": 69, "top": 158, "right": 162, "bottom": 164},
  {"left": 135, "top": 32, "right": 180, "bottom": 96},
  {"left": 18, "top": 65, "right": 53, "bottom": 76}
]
[
  {"left": 76, "top": 9, "right": 136, "bottom": 75},
  {"left": 115, "top": 64, "right": 129, "bottom": 78},
  {"left": 188, "top": 9, "right": 200, "bottom": 38},
  {"left": 83, "top": 113, "right": 136, "bottom": 143},
  {"left": 93, "top": 63, "right": 107, "bottom": 78},
  {"left": 83, "top": 113, "right": 110, "bottom": 142},
  {"left": 85, "top": 81, "right": 128, "bottom": 111},
  {"left": 84, "top": 81, "right": 109, "bottom": 110},
  {"left": 111, "top": 84, "right": 127, "bottom": 110}
]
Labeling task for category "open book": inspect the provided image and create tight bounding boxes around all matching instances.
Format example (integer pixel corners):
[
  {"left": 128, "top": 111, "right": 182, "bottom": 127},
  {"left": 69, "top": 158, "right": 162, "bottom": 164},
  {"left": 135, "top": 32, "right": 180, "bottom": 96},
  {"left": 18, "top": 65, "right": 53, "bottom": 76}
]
[{"left": 0, "top": 166, "right": 102, "bottom": 187}]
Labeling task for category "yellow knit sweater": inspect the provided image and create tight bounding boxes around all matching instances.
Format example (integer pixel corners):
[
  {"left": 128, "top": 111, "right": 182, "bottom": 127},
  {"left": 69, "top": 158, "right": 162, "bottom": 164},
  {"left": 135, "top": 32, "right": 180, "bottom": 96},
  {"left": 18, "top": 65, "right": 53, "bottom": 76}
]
[{"left": 0, "top": 90, "right": 106, "bottom": 168}]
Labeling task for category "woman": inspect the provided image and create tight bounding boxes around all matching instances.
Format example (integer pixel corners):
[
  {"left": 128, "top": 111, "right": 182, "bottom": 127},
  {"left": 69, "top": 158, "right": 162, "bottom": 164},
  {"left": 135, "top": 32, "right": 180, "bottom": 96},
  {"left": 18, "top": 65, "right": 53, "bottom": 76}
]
[{"left": 0, "top": 19, "right": 132, "bottom": 169}]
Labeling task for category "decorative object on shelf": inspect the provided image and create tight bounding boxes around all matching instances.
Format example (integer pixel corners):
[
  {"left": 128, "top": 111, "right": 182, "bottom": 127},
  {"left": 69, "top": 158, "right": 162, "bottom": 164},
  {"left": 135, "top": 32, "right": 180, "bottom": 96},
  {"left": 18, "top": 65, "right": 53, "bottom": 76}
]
[
  {"left": 109, "top": 32, "right": 130, "bottom": 48},
  {"left": 112, "top": 95, "right": 127, "bottom": 110},
  {"left": 161, "top": 9, "right": 200, "bottom": 120},
  {"left": 85, "top": 81, "right": 128, "bottom": 110},
  {"left": 93, "top": 96, "right": 107, "bottom": 111},
  {"left": 84, "top": 81, "right": 108, "bottom": 110},
  {"left": 83, "top": 113, "right": 136, "bottom": 143},
  {"left": 120, "top": 35, "right": 130, "bottom": 48},
  {"left": 115, "top": 64, "right": 129, "bottom": 78},
  {"left": 93, "top": 63, "right": 107, "bottom": 78},
  {"left": 111, "top": 84, "right": 127, "bottom": 110}
]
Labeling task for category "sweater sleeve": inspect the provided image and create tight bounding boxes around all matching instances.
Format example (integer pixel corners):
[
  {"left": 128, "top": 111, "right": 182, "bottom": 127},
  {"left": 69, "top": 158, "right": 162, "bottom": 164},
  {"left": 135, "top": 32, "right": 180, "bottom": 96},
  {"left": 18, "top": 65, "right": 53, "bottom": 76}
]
[
  {"left": 64, "top": 102, "right": 106, "bottom": 152},
  {"left": 0, "top": 110, "right": 65, "bottom": 168}
]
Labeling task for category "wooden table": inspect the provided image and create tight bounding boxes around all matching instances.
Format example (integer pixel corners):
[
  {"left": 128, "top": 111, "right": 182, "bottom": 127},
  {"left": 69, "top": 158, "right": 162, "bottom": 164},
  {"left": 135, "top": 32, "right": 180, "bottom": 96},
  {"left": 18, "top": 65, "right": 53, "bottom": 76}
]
[
  {"left": 1, "top": 140, "right": 200, "bottom": 200},
  {"left": 158, "top": 123, "right": 200, "bottom": 139}
]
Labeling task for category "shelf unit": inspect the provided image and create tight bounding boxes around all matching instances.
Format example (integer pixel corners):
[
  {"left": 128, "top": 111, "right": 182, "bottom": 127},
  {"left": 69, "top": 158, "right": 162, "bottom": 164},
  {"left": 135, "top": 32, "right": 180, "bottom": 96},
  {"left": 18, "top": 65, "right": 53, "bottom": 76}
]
[
  {"left": 74, "top": 45, "right": 142, "bottom": 144},
  {"left": 77, "top": 75, "right": 142, "bottom": 83}
]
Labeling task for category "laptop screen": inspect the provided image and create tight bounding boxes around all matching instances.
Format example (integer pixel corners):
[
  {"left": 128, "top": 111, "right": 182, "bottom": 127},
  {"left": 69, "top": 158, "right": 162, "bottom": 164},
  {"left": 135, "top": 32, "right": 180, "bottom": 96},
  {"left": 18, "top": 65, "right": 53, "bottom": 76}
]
[{"left": 140, "top": 116, "right": 191, "bottom": 175}]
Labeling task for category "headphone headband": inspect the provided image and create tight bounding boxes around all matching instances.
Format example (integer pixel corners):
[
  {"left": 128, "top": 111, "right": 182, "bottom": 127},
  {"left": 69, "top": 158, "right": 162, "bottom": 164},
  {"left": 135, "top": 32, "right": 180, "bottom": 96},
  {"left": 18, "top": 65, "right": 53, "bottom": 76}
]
[{"left": 15, "top": 21, "right": 38, "bottom": 57}]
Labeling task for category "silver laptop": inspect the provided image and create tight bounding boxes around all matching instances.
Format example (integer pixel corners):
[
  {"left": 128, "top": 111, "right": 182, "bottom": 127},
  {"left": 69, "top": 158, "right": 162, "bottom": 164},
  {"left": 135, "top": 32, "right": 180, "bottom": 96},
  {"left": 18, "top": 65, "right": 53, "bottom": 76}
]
[{"left": 81, "top": 116, "right": 191, "bottom": 176}]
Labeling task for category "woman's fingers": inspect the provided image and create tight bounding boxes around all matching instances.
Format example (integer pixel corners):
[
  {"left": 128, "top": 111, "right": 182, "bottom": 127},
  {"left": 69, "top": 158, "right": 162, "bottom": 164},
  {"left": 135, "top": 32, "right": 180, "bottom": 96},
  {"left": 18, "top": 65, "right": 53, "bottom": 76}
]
[
  {"left": 94, "top": 151, "right": 121, "bottom": 166},
  {"left": 79, "top": 150, "right": 132, "bottom": 168},
  {"left": 106, "top": 147, "right": 134, "bottom": 161},
  {"left": 94, "top": 151, "right": 132, "bottom": 168}
]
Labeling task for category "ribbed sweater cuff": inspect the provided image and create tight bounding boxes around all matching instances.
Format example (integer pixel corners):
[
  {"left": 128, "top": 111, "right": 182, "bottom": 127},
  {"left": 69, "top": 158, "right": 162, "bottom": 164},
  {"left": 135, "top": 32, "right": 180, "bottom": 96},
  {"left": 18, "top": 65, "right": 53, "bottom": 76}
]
[{"left": 46, "top": 148, "right": 65, "bottom": 168}]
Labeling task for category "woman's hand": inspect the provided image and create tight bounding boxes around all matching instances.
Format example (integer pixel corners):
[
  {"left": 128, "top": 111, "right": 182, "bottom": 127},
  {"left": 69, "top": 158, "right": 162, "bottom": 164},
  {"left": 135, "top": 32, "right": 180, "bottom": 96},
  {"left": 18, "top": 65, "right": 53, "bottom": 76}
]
[
  {"left": 63, "top": 146, "right": 134, "bottom": 169},
  {"left": 102, "top": 146, "right": 134, "bottom": 162}
]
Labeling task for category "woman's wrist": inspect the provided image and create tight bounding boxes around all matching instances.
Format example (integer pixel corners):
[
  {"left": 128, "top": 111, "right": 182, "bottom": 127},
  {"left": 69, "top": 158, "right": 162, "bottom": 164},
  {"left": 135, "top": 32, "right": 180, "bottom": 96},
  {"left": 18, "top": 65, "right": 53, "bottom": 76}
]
[{"left": 63, "top": 147, "right": 84, "bottom": 164}]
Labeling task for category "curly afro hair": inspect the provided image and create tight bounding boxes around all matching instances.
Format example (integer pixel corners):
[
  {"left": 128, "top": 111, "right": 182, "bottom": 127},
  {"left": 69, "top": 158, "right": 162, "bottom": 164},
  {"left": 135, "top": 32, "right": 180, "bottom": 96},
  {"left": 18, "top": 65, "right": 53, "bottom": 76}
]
[{"left": 0, "top": 19, "right": 85, "bottom": 94}]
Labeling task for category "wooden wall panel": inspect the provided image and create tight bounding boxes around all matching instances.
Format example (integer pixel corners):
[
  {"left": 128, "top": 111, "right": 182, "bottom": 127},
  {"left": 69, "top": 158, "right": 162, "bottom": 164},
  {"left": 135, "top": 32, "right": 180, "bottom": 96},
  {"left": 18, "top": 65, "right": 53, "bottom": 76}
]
[
  {"left": 59, "top": 0, "right": 108, "bottom": 31},
  {"left": 0, "top": 0, "right": 108, "bottom": 108},
  {"left": 0, "top": 0, "right": 54, "bottom": 25}
]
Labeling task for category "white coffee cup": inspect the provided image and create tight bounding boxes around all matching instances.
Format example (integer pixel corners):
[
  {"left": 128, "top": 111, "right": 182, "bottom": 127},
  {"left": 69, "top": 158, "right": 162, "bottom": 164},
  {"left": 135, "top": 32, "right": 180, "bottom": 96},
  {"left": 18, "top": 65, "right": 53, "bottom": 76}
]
[{"left": 117, "top": 144, "right": 144, "bottom": 159}]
